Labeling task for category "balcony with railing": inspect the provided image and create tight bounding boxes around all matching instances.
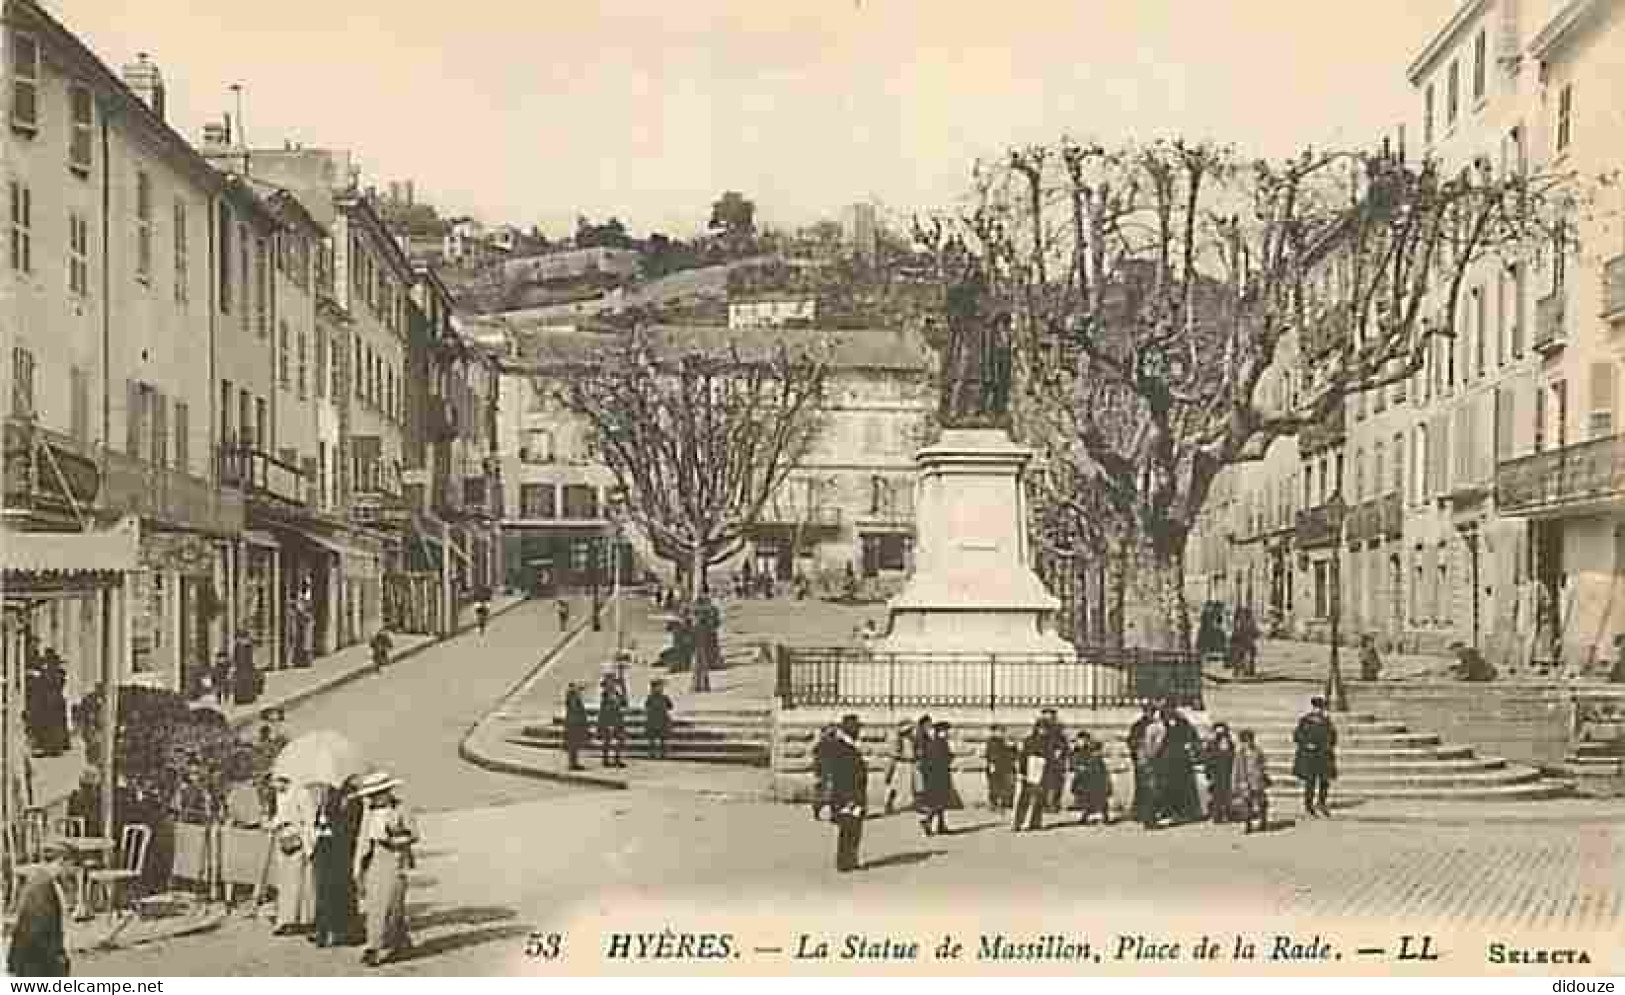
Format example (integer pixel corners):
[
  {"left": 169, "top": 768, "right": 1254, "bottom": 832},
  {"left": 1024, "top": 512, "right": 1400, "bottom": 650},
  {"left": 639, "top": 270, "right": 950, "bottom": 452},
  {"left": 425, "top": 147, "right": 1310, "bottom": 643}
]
[
  {"left": 99, "top": 446, "right": 244, "bottom": 535},
  {"left": 1495, "top": 433, "right": 1625, "bottom": 517},
  {"left": 759, "top": 501, "right": 843, "bottom": 529},
  {"left": 2, "top": 418, "right": 101, "bottom": 524},
  {"left": 461, "top": 474, "right": 500, "bottom": 519},
  {"left": 1344, "top": 492, "right": 1403, "bottom": 545},
  {"left": 1299, "top": 403, "right": 1346, "bottom": 455},
  {"left": 351, "top": 486, "right": 408, "bottom": 527},
  {"left": 218, "top": 445, "right": 307, "bottom": 510},
  {"left": 427, "top": 396, "right": 459, "bottom": 442},
  {"left": 1294, "top": 502, "right": 1341, "bottom": 548},
  {"left": 1534, "top": 290, "right": 1566, "bottom": 353},
  {"left": 1604, "top": 254, "right": 1625, "bottom": 324}
]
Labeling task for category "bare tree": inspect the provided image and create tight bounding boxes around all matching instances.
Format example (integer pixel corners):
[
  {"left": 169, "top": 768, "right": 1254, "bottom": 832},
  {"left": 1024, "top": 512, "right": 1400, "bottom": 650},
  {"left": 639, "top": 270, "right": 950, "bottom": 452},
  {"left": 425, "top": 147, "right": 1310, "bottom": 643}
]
[
  {"left": 929, "top": 137, "right": 1577, "bottom": 651},
  {"left": 555, "top": 327, "right": 829, "bottom": 690}
]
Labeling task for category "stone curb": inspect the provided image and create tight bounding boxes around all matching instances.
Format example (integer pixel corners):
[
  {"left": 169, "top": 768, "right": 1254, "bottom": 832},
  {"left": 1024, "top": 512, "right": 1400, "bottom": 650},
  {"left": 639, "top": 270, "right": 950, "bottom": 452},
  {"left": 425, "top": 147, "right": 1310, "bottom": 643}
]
[{"left": 456, "top": 617, "right": 629, "bottom": 791}]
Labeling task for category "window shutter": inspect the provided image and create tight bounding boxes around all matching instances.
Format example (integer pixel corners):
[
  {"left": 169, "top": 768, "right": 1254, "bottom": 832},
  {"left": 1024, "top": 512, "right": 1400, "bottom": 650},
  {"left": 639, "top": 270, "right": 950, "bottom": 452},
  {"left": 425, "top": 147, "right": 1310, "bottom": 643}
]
[
  {"left": 1589, "top": 361, "right": 1616, "bottom": 438},
  {"left": 1494, "top": 387, "right": 1515, "bottom": 461},
  {"left": 175, "top": 402, "right": 189, "bottom": 475},
  {"left": 126, "top": 379, "right": 140, "bottom": 457},
  {"left": 1533, "top": 384, "right": 1546, "bottom": 453},
  {"left": 153, "top": 393, "right": 168, "bottom": 468}
]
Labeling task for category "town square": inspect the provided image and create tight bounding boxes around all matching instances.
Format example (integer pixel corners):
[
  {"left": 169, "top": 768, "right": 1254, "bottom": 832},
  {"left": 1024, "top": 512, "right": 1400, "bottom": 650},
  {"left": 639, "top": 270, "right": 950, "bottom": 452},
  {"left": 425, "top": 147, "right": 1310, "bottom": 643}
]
[{"left": 3, "top": 0, "right": 1624, "bottom": 978}]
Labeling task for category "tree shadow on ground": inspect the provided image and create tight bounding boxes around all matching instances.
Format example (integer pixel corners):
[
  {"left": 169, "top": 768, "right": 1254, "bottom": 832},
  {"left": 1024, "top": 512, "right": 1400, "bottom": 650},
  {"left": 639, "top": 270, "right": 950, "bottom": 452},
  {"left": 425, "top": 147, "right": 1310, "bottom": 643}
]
[
  {"left": 860, "top": 849, "right": 945, "bottom": 871},
  {"left": 405, "top": 904, "right": 518, "bottom": 931},
  {"left": 935, "top": 820, "right": 1004, "bottom": 837},
  {"left": 1256, "top": 818, "right": 1297, "bottom": 833},
  {"left": 391, "top": 924, "right": 531, "bottom": 964}
]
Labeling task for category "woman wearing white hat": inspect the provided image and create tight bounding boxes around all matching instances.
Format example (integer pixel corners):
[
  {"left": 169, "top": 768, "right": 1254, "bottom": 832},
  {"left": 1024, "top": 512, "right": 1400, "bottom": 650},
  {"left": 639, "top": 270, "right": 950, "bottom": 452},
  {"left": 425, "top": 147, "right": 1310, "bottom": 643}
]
[
  {"left": 351, "top": 771, "right": 418, "bottom": 966},
  {"left": 269, "top": 776, "right": 316, "bottom": 935}
]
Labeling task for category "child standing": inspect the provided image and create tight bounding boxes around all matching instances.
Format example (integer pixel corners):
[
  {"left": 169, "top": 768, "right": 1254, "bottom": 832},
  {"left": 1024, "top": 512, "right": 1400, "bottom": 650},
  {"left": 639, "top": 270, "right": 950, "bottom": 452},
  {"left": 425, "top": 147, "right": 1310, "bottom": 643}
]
[
  {"left": 1069, "top": 732, "right": 1112, "bottom": 825},
  {"left": 1232, "top": 728, "right": 1271, "bottom": 834}
]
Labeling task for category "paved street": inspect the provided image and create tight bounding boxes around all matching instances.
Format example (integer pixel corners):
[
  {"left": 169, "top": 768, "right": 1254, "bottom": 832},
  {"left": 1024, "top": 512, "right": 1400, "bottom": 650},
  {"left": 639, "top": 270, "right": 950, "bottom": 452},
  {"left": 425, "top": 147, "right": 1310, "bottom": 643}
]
[
  {"left": 56, "top": 595, "right": 1625, "bottom": 976},
  {"left": 79, "top": 783, "right": 1625, "bottom": 975},
  {"left": 275, "top": 597, "right": 592, "bottom": 813}
]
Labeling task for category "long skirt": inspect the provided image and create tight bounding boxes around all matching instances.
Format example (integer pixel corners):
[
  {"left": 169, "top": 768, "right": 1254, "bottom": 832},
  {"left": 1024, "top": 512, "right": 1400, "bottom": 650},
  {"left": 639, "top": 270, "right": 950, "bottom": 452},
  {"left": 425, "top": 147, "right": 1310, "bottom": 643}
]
[
  {"left": 311, "top": 838, "right": 352, "bottom": 942},
  {"left": 363, "top": 853, "right": 412, "bottom": 956},
  {"left": 274, "top": 850, "right": 314, "bottom": 927}
]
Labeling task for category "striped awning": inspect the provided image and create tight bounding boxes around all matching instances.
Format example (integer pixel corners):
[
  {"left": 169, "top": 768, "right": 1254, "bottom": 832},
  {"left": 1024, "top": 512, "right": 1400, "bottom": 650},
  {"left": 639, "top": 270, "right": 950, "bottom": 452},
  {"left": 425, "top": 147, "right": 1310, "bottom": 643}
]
[{"left": 2, "top": 518, "right": 140, "bottom": 579}]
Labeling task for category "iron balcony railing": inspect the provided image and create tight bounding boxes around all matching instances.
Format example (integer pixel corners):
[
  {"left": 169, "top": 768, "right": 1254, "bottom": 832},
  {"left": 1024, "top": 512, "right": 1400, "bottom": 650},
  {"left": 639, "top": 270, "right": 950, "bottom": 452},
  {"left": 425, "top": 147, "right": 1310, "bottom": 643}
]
[
  {"left": 1604, "top": 254, "right": 1625, "bottom": 323},
  {"left": 775, "top": 646, "right": 1204, "bottom": 711},
  {"left": 218, "top": 445, "right": 307, "bottom": 508},
  {"left": 100, "top": 446, "right": 244, "bottom": 535},
  {"left": 1346, "top": 492, "right": 1403, "bottom": 544},
  {"left": 2, "top": 417, "right": 101, "bottom": 521},
  {"left": 1534, "top": 291, "right": 1566, "bottom": 352},
  {"left": 351, "top": 487, "right": 408, "bottom": 526},
  {"left": 1495, "top": 433, "right": 1625, "bottom": 516},
  {"left": 1294, "top": 503, "right": 1341, "bottom": 548}
]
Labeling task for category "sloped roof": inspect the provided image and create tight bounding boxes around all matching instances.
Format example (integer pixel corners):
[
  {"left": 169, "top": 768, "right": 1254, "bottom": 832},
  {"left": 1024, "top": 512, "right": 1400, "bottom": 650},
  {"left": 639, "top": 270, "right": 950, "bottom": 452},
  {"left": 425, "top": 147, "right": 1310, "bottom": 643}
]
[{"left": 504, "top": 323, "right": 932, "bottom": 373}]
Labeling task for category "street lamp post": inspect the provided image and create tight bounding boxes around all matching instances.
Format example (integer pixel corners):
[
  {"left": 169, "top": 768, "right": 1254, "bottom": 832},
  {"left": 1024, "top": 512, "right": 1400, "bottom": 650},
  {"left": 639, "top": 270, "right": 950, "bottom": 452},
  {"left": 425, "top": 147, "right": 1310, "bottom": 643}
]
[
  {"left": 1326, "top": 491, "right": 1349, "bottom": 713},
  {"left": 609, "top": 488, "right": 627, "bottom": 653}
]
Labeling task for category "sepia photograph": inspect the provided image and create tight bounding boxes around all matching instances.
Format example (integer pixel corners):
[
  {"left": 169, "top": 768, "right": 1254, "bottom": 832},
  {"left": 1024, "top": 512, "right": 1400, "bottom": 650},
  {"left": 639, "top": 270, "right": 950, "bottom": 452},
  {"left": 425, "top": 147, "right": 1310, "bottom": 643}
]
[{"left": 1, "top": 0, "right": 1623, "bottom": 978}]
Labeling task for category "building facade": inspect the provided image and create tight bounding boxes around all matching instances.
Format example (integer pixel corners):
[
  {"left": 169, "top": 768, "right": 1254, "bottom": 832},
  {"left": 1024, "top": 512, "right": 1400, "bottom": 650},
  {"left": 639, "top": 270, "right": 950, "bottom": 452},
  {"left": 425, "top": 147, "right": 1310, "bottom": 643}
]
[{"left": 494, "top": 324, "right": 932, "bottom": 598}]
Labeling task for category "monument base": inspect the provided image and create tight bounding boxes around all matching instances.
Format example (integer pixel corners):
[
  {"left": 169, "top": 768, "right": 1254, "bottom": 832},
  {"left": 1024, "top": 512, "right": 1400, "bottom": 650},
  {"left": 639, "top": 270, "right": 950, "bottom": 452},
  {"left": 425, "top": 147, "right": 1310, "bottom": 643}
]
[{"left": 876, "top": 427, "right": 1073, "bottom": 659}]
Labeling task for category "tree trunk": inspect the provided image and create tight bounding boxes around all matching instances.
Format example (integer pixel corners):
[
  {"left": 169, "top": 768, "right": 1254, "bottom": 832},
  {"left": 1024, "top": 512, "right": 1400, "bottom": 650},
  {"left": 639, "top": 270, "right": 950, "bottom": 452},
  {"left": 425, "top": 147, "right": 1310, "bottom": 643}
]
[
  {"left": 1104, "top": 542, "right": 1126, "bottom": 649},
  {"left": 1121, "top": 528, "right": 1190, "bottom": 652},
  {"left": 689, "top": 545, "right": 711, "bottom": 693}
]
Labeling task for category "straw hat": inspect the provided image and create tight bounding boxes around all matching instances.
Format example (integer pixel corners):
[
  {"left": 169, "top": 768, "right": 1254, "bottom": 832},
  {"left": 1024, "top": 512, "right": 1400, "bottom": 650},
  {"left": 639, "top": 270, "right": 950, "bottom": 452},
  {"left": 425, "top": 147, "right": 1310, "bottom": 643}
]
[{"left": 352, "top": 770, "right": 403, "bottom": 799}]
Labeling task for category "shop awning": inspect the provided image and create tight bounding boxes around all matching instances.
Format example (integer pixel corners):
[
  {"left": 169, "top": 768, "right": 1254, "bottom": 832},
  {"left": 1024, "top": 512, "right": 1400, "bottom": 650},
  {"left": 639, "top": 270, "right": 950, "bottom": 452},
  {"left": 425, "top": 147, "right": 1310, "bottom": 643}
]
[
  {"left": 2, "top": 518, "right": 140, "bottom": 591},
  {"left": 271, "top": 522, "right": 369, "bottom": 561}
]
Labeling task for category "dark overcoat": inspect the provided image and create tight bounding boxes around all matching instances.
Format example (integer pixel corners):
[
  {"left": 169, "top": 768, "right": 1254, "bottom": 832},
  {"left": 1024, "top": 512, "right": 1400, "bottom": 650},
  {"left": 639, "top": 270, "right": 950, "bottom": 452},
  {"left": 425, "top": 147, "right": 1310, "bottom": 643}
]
[{"left": 1292, "top": 712, "right": 1339, "bottom": 780}]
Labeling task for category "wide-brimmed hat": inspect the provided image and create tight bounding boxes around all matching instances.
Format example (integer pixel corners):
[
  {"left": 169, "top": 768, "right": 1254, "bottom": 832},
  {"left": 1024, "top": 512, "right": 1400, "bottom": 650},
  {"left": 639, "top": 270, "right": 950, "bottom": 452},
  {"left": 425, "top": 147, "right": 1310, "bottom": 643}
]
[{"left": 352, "top": 770, "right": 403, "bottom": 799}]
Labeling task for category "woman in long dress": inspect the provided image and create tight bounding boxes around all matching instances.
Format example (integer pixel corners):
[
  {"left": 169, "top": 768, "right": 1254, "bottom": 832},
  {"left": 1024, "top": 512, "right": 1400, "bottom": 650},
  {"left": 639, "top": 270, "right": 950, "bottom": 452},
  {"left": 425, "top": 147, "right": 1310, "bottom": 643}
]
[
  {"left": 352, "top": 771, "right": 418, "bottom": 967},
  {"left": 308, "top": 784, "right": 353, "bottom": 948},
  {"left": 269, "top": 777, "right": 315, "bottom": 935}
]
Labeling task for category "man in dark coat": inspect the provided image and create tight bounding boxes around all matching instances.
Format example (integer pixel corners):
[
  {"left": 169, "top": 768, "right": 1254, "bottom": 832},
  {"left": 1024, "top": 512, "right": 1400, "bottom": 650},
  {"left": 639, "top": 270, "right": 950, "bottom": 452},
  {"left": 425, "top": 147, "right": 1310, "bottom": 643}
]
[
  {"left": 1039, "top": 708, "right": 1068, "bottom": 812},
  {"left": 1126, "top": 703, "right": 1158, "bottom": 826},
  {"left": 1293, "top": 696, "right": 1338, "bottom": 817},
  {"left": 233, "top": 629, "right": 260, "bottom": 705},
  {"left": 917, "top": 720, "right": 957, "bottom": 837},
  {"left": 7, "top": 840, "right": 70, "bottom": 976},
  {"left": 826, "top": 714, "right": 868, "bottom": 872},
  {"left": 811, "top": 725, "right": 839, "bottom": 820},
  {"left": 1011, "top": 720, "right": 1049, "bottom": 833},
  {"left": 1159, "top": 704, "right": 1203, "bottom": 822},
  {"left": 597, "top": 670, "right": 628, "bottom": 767},
  {"left": 644, "top": 679, "right": 673, "bottom": 759},
  {"left": 983, "top": 724, "right": 1015, "bottom": 811},
  {"left": 1204, "top": 723, "right": 1237, "bottom": 823},
  {"left": 563, "top": 682, "right": 590, "bottom": 770}
]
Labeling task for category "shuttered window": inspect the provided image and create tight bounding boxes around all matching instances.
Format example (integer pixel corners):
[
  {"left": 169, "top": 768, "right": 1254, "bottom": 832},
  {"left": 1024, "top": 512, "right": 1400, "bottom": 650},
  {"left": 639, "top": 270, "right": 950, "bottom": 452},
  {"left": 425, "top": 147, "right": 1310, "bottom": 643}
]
[{"left": 1590, "top": 362, "right": 1617, "bottom": 438}]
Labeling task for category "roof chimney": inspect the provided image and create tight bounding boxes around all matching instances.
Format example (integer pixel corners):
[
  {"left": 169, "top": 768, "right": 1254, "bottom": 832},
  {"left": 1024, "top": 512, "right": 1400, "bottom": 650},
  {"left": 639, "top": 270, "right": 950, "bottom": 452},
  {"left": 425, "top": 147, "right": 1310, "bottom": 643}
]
[{"left": 121, "top": 53, "right": 166, "bottom": 121}]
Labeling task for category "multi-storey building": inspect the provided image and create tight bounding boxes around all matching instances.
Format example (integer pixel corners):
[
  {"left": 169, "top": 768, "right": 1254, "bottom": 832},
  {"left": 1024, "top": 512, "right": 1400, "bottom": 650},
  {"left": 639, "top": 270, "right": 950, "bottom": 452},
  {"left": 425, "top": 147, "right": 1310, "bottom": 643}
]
[
  {"left": 4, "top": 1, "right": 244, "bottom": 700},
  {"left": 1188, "top": 0, "right": 1624, "bottom": 675},
  {"left": 490, "top": 322, "right": 932, "bottom": 597}
]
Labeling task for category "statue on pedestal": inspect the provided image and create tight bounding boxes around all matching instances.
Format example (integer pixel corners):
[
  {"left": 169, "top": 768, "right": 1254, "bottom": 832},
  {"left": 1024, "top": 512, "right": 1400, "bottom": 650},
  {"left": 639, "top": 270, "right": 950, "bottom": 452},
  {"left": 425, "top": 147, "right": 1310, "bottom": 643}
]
[{"left": 936, "top": 244, "right": 1013, "bottom": 430}]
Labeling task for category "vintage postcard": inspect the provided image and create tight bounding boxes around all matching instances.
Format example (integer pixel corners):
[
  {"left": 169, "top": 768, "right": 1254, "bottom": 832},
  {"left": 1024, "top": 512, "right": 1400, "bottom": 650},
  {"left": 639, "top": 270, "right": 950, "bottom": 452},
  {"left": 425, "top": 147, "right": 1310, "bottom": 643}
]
[{"left": 2, "top": 0, "right": 1623, "bottom": 978}]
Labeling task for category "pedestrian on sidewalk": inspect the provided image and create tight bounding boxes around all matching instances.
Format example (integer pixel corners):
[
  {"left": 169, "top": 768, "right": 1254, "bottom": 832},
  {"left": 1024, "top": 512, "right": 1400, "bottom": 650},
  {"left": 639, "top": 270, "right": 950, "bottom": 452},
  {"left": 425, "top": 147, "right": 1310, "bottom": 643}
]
[
  {"left": 270, "top": 776, "right": 315, "bottom": 936},
  {"left": 1232, "top": 729, "right": 1271, "bottom": 833},
  {"left": 353, "top": 771, "right": 418, "bottom": 968},
  {"left": 917, "top": 720, "right": 959, "bottom": 837},
  {"left": 1040, "top": 708, "right": 1068, "bottom": 813},
  {"left": 827, "top": 714, "right": 867, "bottom": 873},
  {"left": 1359, "top": 634, "right": 1384, "bottom": 682},
  {"left": 556, "top": 597, "right": 571, "bottom": 632},
  {"left": 1011, "top": 720, "right": 1048, "bottom": 833},
  {"left": 597, "top": 668, "right": 628, "bottom": 768},
  {"left": 563, "top": 682, "right": 589, "bottom": 771},
  {"left": 1129, "top": 704, "right": 1167, "bottom": 830},
  {"left": 370, "top": 627, "right": 394, "bottom": 674},
  {"left": 233, "top": 629, "right": 261, "bottom": 706},
  {"left": 308, "top": 784, "right": 355, "bottom": 949},
  {"left": 1069, "top": 731, "right": 1111, "bottom": 825},
  {"left": 6, "top": 838, "right": 71, "bottom": 976},
  {"left": 1230, "top": 606, "right": 1259, "bottom": 677},
  {"left": 1204, "top": 722, "right": 1237, "bottom": 823},
  {"left": 811, "top": 724, "right": 838, "bottom": 820},
  {"left": 1293, "top": 696, "right": 1338, "bottom": 818},
  {"left": 883, "top": 719, "right": 917, "bottom": 815},
  {"left": 213, "top": 649, "right": 233, "bottom": 709},
  {"left": 476, "top": 600, "right": 490, "bottom": 636},
  {"left": 644, "top": 679, "right": 673, "bottom": 760},
  {"left": 983, "top": 724, "right": 1015, "bottom": 811}
]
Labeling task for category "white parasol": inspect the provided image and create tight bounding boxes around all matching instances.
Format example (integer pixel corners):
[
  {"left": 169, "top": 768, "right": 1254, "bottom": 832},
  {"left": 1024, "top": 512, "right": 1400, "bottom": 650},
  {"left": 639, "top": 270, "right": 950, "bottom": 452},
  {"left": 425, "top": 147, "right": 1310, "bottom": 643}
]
[{"left": 273, "top": 730, "right": 370, "bottom": 787}]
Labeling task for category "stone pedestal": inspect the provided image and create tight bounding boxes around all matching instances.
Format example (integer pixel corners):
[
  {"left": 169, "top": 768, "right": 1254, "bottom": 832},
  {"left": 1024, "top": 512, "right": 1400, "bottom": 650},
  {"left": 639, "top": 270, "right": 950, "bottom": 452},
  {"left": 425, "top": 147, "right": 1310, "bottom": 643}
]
[{"left": 878, "top": 427, "right": 1072, "bottom": 655}]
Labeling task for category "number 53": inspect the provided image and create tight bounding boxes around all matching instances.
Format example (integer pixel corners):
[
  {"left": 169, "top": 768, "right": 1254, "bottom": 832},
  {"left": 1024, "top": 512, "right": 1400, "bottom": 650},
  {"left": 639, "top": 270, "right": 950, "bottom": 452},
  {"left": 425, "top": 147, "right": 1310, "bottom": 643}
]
[{"left": 525, "top": 931, "right": 564, "bottom": 960}]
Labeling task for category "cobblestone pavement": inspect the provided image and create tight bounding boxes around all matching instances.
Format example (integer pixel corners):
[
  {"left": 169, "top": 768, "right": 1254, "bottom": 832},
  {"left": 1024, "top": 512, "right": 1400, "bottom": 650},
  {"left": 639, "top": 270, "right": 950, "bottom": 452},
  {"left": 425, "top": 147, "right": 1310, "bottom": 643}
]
[{"left": 78, "top": 787, "right": 1625, "bottom": 975}]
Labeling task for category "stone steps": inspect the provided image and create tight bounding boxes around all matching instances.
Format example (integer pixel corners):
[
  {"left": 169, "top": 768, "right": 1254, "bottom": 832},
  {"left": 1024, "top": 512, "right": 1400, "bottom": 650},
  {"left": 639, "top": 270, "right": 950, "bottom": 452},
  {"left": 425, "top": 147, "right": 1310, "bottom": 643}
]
[{"left": 505, "top": 733, "right": 771, "bottom": 767}]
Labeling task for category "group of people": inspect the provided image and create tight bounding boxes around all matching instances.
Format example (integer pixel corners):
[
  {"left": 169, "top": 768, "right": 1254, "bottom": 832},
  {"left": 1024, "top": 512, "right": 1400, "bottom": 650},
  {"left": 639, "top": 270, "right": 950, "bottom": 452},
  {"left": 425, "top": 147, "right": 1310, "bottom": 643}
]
[
  {"left": 268, "top": 769, "right": 420, "bottom": 967},
  {"left": 1197, "top": 601, "right": 1261, "bottom": 677},
  {"left": 810, "top": 696, "right": 1341, "bottom": 873},
  {"left": 561, "top": 664, "right": 675, "bottom": 769}
]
